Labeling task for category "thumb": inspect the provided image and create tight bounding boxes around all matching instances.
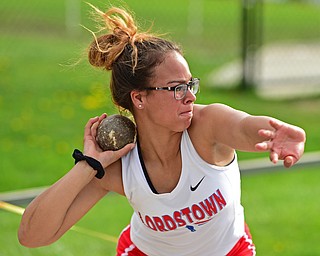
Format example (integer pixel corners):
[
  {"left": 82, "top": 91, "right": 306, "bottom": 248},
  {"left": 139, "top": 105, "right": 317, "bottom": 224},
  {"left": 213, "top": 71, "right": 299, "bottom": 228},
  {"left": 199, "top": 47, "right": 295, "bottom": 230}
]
[
  {"left": 107, "top": 143, "right": 135, "bottom": 164},
  {"left": 283, "top": 155, "right": 295, "bottom": 168},
  {"left": 116, "top": 143, "right": 135, "bottom": 157}
]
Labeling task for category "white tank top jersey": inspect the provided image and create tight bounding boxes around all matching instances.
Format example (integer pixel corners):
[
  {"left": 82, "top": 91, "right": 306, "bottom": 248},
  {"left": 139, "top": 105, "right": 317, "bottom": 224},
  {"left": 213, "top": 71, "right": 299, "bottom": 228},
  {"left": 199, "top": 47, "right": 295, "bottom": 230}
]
[{"left": 121, "top": 130, "right": 245, "bottom": 256}]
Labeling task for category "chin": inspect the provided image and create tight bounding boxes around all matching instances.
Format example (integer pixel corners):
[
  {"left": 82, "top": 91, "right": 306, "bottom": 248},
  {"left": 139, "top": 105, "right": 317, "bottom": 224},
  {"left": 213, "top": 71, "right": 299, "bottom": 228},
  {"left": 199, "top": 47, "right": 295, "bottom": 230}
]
[
  {"left": 183, "top": 118, "right": 193, "bottom": 130},
  {"left": 173, "top": 121, "right": 191, "bottom": 133}
]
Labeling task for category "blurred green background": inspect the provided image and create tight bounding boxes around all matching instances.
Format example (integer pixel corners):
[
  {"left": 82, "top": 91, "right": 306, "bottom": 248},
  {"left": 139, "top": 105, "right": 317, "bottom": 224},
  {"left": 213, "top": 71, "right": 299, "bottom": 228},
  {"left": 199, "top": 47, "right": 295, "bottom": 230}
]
[{"left": 1, "top": 0, "right": 320, "bottom": 255}]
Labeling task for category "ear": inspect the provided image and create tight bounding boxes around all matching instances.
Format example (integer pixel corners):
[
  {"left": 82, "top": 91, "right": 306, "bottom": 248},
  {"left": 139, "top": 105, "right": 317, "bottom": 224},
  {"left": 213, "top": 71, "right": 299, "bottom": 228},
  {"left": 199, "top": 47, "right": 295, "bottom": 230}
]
[{"left": 131, "top": 90, "right": 146, "bottom": 109}]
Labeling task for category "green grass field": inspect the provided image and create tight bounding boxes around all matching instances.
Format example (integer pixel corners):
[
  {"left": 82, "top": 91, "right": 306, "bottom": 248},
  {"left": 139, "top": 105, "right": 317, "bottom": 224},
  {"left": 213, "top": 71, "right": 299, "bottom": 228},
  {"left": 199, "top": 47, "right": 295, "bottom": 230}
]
[{"left": 1, "top": 0, "right": 320, "bottom": 255}]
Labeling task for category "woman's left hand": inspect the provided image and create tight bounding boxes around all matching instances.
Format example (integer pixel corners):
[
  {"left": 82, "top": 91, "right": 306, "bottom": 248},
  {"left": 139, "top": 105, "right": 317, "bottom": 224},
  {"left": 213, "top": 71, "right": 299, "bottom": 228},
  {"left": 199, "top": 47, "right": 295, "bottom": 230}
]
[{"left": 255, "top": 119, "right": 306, "bottom": 168}]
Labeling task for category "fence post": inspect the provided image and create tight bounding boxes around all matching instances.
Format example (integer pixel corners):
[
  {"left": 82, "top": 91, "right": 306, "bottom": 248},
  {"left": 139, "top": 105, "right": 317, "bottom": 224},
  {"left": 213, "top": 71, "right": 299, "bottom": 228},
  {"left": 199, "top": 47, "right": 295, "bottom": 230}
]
[
  {"left": 65, "top": 0, "right": 81, "bottom": 37},
  {"left": 240, "top": 0, "right": 263, "bottom": 91},
  {"left": 188, "top": 0, "right": 203, "bottom": 37}
]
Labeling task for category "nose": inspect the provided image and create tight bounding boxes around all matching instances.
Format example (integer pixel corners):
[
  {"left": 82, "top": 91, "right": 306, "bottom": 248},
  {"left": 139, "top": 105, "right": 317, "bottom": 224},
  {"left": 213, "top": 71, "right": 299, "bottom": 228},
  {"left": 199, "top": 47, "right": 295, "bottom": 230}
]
[{"left": 183, "top": 88, "right": 196, "bottom": 104}]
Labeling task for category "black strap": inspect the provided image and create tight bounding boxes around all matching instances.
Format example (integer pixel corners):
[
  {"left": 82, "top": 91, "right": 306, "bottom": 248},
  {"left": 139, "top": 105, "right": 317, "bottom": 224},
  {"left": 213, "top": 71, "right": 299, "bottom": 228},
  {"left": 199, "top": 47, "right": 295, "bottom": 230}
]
[
  {"left": 136, "top": 139, "right": 158, "bottom": 194},
  {"left": 72, "top": 149, "right": 105, "bottom": 179}
]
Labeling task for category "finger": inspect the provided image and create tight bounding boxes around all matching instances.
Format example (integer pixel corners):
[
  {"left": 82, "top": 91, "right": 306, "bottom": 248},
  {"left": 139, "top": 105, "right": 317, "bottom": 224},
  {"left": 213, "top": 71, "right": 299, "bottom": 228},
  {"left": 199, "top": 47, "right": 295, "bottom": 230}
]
[
  {"left": 98, "top": 113, "right": 107, "bottom": 121},
  {"left": 84, "top": 116, "right": 99, "bottom": 138},
  {"left": 255, "top": 140, "right": 272, "bottom": 151},
  {"left": 106, "top": 143, "right": 135, "bottom": 164},
  {"left": 258, "top": 129, "right": 275, "bottom": 140},
  {"left": 269, "top": 119, "right": 284, "bottom": 131},
  {"left": 114, "top": 143, "right": 135, "bottom": 158},
  {"left": 284, "top": 155, "right": 296, "bottom": 168},
  {"left": 91, "top": 114, "right": 107, "bottom": 138},
  {"left": 270, "top": 151, "right": 279, "bottom": 164}
]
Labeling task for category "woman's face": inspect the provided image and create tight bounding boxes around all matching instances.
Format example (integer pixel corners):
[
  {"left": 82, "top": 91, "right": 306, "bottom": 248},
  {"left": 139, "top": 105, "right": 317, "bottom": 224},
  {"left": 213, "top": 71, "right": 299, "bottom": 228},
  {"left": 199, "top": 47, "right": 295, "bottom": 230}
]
[{"left": 144, "top": 51, "right": 196, "bottom": 132}]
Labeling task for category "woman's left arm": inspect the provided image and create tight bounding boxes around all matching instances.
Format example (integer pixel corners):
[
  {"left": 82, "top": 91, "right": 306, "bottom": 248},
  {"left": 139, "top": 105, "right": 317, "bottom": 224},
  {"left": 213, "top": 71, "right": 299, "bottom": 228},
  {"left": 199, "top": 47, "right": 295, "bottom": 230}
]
[
  {"left": 199, "top": 104, "right": 306, "bottom": 168},
  {"left": 234, "top": 110, "right": 306, "bottom": 168}
]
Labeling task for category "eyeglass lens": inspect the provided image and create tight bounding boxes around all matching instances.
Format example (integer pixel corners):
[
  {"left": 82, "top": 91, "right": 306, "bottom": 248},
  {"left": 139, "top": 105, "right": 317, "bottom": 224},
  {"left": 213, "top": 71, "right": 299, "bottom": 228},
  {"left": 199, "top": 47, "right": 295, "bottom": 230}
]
[{"left": 175, "top": 79, "right": 199, "bottom": 100}]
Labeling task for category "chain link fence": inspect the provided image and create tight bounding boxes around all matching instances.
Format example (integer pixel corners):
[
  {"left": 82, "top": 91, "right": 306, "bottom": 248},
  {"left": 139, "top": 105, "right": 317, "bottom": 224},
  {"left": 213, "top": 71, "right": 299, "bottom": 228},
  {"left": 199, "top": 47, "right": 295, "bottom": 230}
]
[
  {"left": 1, "top": 0, "right": 320, "bottom": 99},
  {"left": 0, "top": 0, "right": 239, "bottom": 86},
  {"left": 212, "top": 0, "right": 320, "bottom": 99}
]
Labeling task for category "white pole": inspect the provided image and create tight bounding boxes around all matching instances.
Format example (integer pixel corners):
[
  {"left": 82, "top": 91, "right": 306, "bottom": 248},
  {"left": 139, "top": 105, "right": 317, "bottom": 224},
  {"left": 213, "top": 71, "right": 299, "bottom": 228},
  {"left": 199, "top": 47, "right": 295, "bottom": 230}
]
[
  {"left": 65, "top": 0, "right": 81, "bottom": 37},
  {"left": 188, "top": 0, "right": 203, "bottom": 37}
]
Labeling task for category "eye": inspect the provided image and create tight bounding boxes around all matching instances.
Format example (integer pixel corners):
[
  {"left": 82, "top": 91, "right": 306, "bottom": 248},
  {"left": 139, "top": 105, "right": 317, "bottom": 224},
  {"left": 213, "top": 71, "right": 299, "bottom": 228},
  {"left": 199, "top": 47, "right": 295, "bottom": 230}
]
[{"left": 175, "top": 84, "right": 185, "bottom": 92}]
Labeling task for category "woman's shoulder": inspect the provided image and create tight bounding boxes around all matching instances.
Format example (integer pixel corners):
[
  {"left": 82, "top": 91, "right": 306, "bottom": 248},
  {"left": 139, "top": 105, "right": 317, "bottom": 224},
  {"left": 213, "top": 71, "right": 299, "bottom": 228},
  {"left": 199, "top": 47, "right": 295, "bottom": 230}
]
[
  {"left": 192, "top": 103, "right": 232, "bottom": 125},
  {"left": 189, "top": 104, "right": 226, "bottom": 143},
  {"left": 189, "top": 104, "right": 236, "bottom": 166},
  {"left": 194, "top": 103, "right": 233, "bottom": 115}
]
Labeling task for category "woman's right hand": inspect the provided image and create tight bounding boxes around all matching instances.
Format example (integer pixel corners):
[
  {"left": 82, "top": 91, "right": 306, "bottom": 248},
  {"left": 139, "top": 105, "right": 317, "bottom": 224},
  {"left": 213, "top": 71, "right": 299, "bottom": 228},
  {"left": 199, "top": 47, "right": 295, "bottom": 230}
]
[{"left": 83, "top": 114, "right": 135, "bottom": 169}]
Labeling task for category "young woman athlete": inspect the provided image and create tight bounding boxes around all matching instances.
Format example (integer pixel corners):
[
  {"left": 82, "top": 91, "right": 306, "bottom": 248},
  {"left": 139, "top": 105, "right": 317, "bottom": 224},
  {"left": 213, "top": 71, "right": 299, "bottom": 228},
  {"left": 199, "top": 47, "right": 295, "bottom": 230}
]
[{"left": 18, "top": 5, "right": 306, "bottom": 256}]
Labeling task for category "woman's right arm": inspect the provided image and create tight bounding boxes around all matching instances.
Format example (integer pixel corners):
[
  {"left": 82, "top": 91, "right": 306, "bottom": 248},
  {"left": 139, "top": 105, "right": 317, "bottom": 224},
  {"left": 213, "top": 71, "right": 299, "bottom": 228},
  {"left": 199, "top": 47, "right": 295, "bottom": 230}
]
[
  {"left": 18, "top": 161, "right": 106, "bottom": 247},
  {"left": 18, "top": 115, "right": 134, "bottom": 248}
]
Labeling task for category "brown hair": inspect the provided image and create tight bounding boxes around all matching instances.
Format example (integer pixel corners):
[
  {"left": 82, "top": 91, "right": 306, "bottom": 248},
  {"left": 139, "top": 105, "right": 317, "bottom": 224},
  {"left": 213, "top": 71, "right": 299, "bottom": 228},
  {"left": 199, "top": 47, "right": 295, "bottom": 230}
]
[{"left": 87, "top": 4, "right": 182, "bottom": 112}]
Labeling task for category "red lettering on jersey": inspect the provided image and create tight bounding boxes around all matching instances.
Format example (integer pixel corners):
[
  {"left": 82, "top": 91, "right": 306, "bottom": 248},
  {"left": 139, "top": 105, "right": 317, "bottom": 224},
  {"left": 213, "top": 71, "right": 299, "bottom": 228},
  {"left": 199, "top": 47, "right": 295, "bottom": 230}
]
[
  {"left": 138, "top": 189, "right": 227, "bottom": 232},
  {"left": 199, "top": 198, "right": 218, "bottom": 216},
  {"left": 214, "top": 189, "right": 227, "bottom": 210},
  {"left": 162, "top": 215, "right": 177, "bottom": 230},
  {"left": 181, "top": 207, "right": 193, "bottom": 223},
  {"left": 173, "top": 211, "right": 187, "bottom": 227},
  {"left": 138, "top": 212, "right": 145, "bottom": 224},
  {"left": 145, "top": 215, "right": 157, "bottom": 231},
  {"left": 191, "top": 204, "right": 205, "bottom": 220},
  {"left": 153, "top": 216, "right": 166, "bottom": 232}
]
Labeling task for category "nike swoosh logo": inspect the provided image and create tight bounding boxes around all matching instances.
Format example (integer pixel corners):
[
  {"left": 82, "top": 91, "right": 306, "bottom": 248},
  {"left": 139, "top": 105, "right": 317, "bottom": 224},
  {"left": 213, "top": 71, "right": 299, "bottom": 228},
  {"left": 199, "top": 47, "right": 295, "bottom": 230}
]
[{"left": 190, "top": 176, "right": 205, "bottom": 191}]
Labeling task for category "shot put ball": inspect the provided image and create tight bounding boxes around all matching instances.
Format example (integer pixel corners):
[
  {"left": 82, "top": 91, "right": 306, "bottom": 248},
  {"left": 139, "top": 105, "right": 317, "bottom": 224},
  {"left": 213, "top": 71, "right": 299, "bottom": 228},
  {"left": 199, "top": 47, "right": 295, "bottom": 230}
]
[{"left": 96, "top": 114, "right": 136, "bottom": 151}]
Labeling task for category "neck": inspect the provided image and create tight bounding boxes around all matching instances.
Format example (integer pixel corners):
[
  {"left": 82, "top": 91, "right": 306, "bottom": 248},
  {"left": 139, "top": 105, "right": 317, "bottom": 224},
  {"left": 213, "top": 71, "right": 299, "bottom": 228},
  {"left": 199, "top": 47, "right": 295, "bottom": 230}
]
[{"left": 137, "top": 130, "right": 182, "bottom": 164}]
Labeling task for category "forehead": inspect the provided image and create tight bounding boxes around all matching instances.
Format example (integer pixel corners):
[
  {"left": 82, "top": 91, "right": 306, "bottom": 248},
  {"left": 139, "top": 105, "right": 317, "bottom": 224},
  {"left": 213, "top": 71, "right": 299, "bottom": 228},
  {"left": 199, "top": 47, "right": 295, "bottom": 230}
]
[{"left": 153, "top": 51, "right": 191, "bottom": 84}]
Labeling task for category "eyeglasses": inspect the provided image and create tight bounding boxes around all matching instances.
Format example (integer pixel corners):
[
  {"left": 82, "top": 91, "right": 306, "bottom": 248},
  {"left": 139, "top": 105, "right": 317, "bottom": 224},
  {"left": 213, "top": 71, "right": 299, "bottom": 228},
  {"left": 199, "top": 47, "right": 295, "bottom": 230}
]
[{"left": 145, "top": 78, "right": 200, "bottom": 100}]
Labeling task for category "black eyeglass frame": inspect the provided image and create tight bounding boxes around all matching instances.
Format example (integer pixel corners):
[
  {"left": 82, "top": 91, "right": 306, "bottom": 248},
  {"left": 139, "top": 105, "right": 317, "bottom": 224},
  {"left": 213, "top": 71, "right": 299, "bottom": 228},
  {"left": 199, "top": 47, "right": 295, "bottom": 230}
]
[{"left": 144, "top": 78, "right": 200, "bottom": 100}]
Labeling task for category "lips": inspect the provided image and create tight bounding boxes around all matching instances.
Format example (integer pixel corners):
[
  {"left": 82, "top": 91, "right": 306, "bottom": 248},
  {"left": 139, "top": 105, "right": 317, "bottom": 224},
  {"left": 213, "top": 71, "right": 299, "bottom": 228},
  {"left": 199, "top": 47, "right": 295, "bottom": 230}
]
[{"left": 180, "top": 110, "right": 193, "bottom": 117}]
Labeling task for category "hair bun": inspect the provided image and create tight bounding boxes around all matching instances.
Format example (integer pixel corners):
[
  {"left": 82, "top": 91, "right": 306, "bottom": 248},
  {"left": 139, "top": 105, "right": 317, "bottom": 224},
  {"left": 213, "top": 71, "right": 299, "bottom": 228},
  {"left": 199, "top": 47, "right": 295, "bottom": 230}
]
[
  {"left": 87, "top": 5, "right": 140, "bottom": 70},
  {"left": 88, "top": 34, "right": 117, "bottom": 69}
]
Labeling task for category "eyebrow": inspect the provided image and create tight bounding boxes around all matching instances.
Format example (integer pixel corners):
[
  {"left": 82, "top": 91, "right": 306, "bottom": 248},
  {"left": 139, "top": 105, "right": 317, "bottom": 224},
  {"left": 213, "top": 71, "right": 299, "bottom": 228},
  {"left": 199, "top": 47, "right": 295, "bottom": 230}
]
[{"left": 167, "top": 77, "right": 193, "bottom": 85}]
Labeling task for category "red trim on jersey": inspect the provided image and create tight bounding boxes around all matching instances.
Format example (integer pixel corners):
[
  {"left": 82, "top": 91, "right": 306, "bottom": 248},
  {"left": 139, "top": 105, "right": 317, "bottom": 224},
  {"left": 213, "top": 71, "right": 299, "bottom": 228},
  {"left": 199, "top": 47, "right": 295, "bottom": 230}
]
[
  {"left": 116, "top": 225, "right": 146, "bottom": 256},
  {"left": 116, "top": 223, "right": 256, "bottom": 255},
  {"left": 226, "top": 223, "right": 256, "bottom": 256}
]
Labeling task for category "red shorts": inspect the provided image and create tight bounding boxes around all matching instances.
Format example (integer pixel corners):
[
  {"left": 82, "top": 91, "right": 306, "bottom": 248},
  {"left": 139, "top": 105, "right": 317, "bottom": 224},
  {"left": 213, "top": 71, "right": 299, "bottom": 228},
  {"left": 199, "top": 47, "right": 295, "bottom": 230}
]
[
  {"left": 116, "top": 225, "right": 147, "bottom": 256},
  {"left": 226, "top": 223, "right": 256, "bottom": 256},
  {"left": 116, "top": 223, "right": 256, "bottom": 256}
]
